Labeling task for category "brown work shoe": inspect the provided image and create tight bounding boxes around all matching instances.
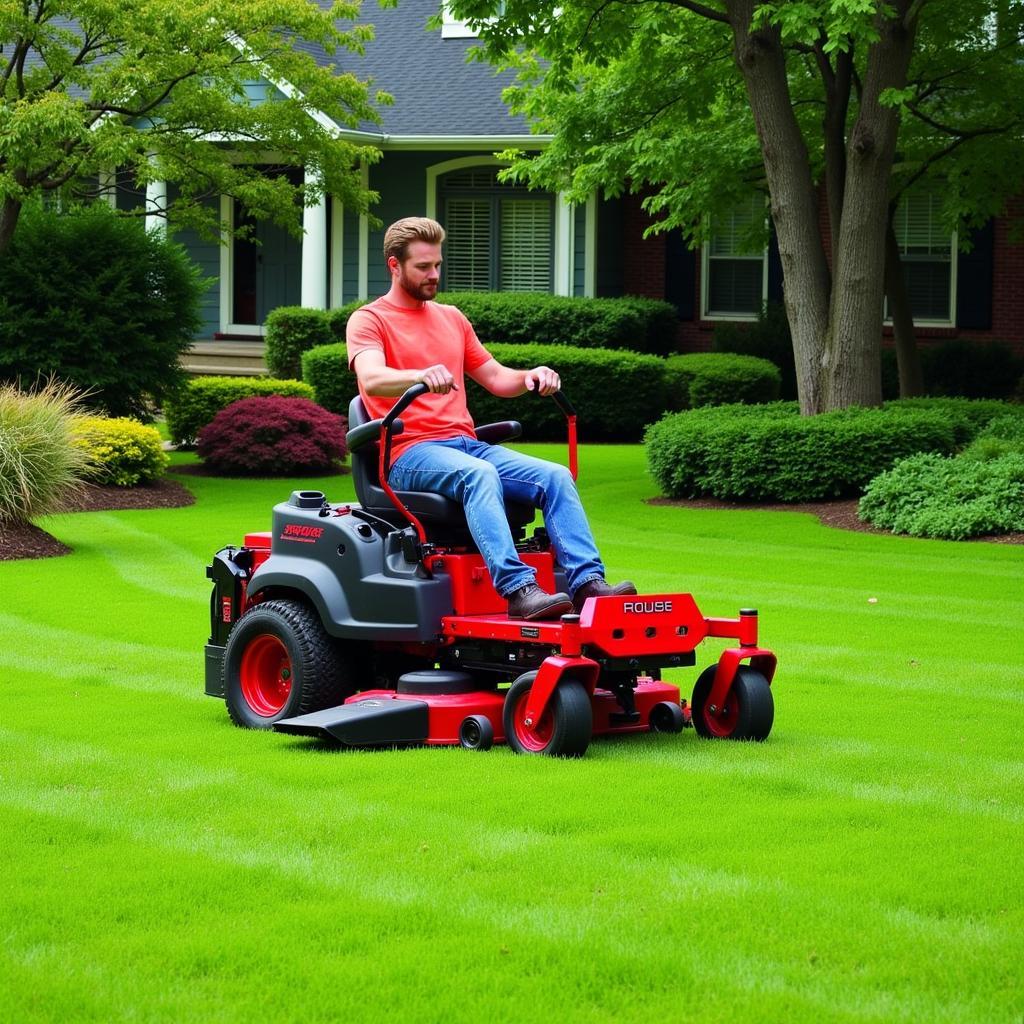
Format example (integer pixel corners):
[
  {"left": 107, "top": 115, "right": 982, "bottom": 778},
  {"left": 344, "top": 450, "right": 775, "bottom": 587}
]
[
  {"left": 506, "top": 583, "right": 573, "bottom": 621},
  {"left": 572, "top": 579, "right": 638, "bottom": 612}
]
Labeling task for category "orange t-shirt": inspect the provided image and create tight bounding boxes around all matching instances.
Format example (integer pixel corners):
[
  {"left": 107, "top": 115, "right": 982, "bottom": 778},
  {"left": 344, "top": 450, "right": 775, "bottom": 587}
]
[{"left": 346, "top": 297, "right": 493, "bottom": 463}]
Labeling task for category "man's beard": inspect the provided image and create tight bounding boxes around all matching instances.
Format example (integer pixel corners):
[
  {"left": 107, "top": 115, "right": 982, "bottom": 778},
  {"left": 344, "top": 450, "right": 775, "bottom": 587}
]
[{"left": 399, "top": 271, "right": 438, "bottom": 303}]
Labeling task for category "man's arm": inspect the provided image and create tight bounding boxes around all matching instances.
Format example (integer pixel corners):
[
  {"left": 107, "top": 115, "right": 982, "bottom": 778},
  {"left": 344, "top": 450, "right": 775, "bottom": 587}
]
[
  {"left": 469, "top": 359, "right": 561, "bottom": 398},
  {"left": 352, "top": 350, "right": 458, "bottom": 396}
]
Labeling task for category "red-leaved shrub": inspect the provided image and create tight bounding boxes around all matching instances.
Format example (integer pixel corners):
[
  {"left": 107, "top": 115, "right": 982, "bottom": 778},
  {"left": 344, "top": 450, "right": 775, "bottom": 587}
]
[{"left": 196, "top": 395, "right": 347, "bottom": 475}]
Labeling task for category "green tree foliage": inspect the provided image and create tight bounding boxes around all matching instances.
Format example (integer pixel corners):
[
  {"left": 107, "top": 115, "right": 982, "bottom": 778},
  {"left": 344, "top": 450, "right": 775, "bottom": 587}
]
[
  {"left": 446, "top": 0, "right": 1024, "bottom": 414},
  {"left": 0, "top": 0, "right": 386, "bottom": 252}
]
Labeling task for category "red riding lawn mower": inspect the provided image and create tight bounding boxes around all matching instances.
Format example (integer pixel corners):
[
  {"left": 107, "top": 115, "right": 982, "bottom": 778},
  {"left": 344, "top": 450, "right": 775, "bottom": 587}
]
[{"left": 204, "top": 385, "right": 777, "bottom": 756}]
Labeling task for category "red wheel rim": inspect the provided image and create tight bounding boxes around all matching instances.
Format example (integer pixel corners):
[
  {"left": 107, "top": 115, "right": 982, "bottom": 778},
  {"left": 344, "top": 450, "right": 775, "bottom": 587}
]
[
  {"left": 511, "top": 688, "right": 553, "bottom": 752},
  {"left": 702, "top": 695, "right": 739, "bottom": 738},
  {"left": 239, "top": 634, "right": 293, "bottom": 717}
]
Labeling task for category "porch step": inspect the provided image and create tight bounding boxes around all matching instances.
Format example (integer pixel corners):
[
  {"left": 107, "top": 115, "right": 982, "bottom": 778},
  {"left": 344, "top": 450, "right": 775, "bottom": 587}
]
[{"left": 182, "top": 341, "right": 267, "bottom": 377}]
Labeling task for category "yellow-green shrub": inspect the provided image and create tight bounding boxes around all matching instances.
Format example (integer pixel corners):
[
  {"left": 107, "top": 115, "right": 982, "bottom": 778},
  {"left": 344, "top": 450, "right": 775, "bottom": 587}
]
[{"left": 72, "top": 417, "right": 168, "bottom": 487}]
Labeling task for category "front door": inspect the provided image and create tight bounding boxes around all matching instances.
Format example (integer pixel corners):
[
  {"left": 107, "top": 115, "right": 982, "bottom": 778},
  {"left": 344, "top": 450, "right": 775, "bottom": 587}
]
[{"left": 232, "top": 173, "right": 303, "bottom": 326}]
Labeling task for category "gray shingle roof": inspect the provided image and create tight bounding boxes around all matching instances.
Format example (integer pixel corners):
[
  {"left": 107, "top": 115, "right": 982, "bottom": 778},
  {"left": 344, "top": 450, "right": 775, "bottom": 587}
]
[{"left": 305, "top": 0, "right": 534, "bottom": 139}]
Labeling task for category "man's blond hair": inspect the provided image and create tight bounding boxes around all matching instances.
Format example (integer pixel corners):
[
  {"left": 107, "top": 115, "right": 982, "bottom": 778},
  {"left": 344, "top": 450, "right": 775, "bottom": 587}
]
[{"left": 383, "top": 217, "right": 446, "bottom": 264}]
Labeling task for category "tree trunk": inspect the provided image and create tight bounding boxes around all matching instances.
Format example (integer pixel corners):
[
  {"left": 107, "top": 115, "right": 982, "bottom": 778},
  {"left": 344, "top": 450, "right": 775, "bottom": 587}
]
[
  {"left": 0, "top": 198, "right": 23, "bottom": 256},
  {"left": 822, "top": 3, "right": 918, "bottom": 409},
  {"left": 727, "top": 0, "right": 832, "bottom": 415},
  {"left": 884, "top": 210, "right": 925, "bottom": 397}
]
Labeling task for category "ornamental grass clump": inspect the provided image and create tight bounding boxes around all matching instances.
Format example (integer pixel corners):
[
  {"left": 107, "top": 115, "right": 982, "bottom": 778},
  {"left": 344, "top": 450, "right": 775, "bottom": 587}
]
[
  {"left": 0, "top": 380, "right": 88, "bottom": 523},
  {"left": 71, "top": 417, "right": 168, "bottom": 487},
  {"left": 196, "top": 396, "right": 347, "bottom": 476}
]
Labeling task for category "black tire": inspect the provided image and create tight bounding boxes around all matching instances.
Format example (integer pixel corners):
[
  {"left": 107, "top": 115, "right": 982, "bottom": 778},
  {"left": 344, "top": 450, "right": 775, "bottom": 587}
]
[
  {"left": 459, "top": 715, "right": 494, "bottom": 751},
  {"left": 649, "top": 700, "right": 685, "bottom": 734},
  {"left": 503, "top": 671, "right": 592, "bottom": 757},
  {"left": 691, "top": 665, "right": 774, "bottom": 741},
  {"left": 223, "top": 598, "right": 356, "bottom": 729}
]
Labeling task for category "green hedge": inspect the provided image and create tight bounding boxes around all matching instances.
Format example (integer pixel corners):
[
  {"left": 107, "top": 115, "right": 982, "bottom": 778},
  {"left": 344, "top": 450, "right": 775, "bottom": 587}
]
[
  {"left": 436, "top": 292, "right": 678, "bottom": 354},
  {"left": 302, "top": 344, "right": 356, "bottom": 418},
  {"left": 264, "top": 307, "right": 336, "bottom": 379},
  {"left": 303, "top": 342, "right": 668, "bottom": 441},
  {"left": 164, "top": 376, "right": 314, "bottom": 446},
  {"left": 858, "top": 452, "right": 1024, "bottom": 539},
  {"left": 665, "top": 353, "right": 781, "bottom": 410},
  {"left": 645, "top": 401, "right": 968, "bottom": 502},
  {"left": 468, "top": 344, "right": 668, "bottom": 441},
  {"left": 712, "top": 303, "right": 795, "bottom": 399}
]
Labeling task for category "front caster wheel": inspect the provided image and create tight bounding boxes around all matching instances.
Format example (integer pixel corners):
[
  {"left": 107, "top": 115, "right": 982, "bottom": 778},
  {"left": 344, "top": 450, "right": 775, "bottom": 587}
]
[
  {"left": 503, "top": 671, "right": 592, "bottom": 757},
  {"left": 223, "top": 599, "right": 354, "bottom": 729},
  {"left": 691, "top": 665, "right": 774, "bottom": 741},
  {"left": 459, "top": 715, "right": 494, "bottom": 751},
  {"left": 649, "top": 700, "right": 685, "bottom": 734}
]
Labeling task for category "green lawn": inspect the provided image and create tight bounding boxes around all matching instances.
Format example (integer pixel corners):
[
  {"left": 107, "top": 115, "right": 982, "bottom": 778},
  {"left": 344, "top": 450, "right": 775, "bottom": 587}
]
[{"left": 1, "top": 445, "right": 1022, "bottom": 1023}]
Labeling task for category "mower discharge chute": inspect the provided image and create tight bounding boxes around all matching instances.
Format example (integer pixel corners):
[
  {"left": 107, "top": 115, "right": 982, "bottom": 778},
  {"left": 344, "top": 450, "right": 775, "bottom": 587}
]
[{"left": 204, "top": 385, "right": 777, "bottom": 756}]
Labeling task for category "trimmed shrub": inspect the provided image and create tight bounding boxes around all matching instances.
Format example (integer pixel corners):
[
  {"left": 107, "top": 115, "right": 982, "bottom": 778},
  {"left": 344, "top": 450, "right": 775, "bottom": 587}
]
[
  {"left": 302, "top": 342, "right": 668, "bottom": 441},
  {"left": 665, "top": 353, "right": 780, "bottom": 410},
  {"left": 264, "top": 306, "right": 336, "bottom": 379},
  {"left": 436, "top": 292, "right": 679, "bottom": 355},
  {"left": 302, "top": 343, "right": 356, "bottom": 417},
  {"left": 712, "top": 302, "right": 795, "bottom": 399},
  {"left": 196, "top": 396, "right": 347, "bottom": 476},
  {"left": 919, "top": 340, "right": 1024, "bottom": 399},
  {"left": 645, "top": 401, "right": 961, "bottom": 502},
  {"left": 960, "top": 412, "right": 1024, "bottom": 463},
  {"left": 326, "top": 300, "right": 368, "bottom": 340},
  {"left": 858, "top": 452, "right": 1024, "bottom": 539},
  {"left": 468, "top": 344, "right": 669, "bottom": 442},
  {"left": 164, "top": 376, "right": 314, "bottom": 446},
  {"left": 71, "top": 417, "right": 168, "bottom": 487},
  {"left": 0, "top": 380, "right": 89, "bottom": 523},
  {"left": 0, "top": 202, "right": 204, "bottom": 418}
]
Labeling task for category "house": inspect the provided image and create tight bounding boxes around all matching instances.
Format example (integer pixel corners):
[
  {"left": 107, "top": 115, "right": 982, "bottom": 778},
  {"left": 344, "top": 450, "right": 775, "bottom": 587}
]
[{"left": 158, "top": 0, "right": 1022, "bottom": 374}]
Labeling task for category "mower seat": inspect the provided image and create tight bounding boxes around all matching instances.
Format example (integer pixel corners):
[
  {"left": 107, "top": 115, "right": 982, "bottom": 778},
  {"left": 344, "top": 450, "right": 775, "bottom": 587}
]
[{"left": 346, "top": 395, "right": 537, "bottom": 542}]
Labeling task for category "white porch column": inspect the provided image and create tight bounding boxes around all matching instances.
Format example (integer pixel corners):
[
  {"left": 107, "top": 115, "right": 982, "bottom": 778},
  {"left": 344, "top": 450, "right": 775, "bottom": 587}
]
[
  {"left": 301, "top": 167, "right": 328, "bottom": 310},
  {"left": 145, "top": 178, "right": 167, "bottom": 236},
  {"left": 330, "top": 196, "right": 344, "bottom": 308},
  {"left": 554, "top": 192, "right": 574, "bottom": 296}
]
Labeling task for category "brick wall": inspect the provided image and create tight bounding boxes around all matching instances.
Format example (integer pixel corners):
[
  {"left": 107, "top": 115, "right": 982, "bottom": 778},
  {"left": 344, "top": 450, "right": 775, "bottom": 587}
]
[{"left": 620, "top": 190, "right": 1024, "bottom": 356}]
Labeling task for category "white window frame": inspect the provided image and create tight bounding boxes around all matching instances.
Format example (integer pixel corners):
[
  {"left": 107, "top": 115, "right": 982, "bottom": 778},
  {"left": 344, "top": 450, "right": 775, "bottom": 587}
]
[
  {"left": 885, "top": 191, "right": 958, "bottom": 328},
  {"left": 701, "top": 197, "right": 769, "bottom": 322}
]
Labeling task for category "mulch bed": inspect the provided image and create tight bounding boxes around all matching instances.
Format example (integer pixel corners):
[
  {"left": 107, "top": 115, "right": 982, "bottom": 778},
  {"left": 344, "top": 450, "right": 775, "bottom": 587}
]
[
  {"left": 0, "top": 477, "right": 195, "bottom": 562},
  {"left": 3, "top": 480, "right": 1020, "bottom": 563},
  {"left": 648, "top": 496, "right": 1024, "bottom": 545}
]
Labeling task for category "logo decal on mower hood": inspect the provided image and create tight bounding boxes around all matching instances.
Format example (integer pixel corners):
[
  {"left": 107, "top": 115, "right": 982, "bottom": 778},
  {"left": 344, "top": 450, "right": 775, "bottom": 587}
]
[
  {"left": 281, "top": 524, "right": 324, "bottom": 543},
  {"left": 624, "top": 600, "right": 674, "bottom": 614}
]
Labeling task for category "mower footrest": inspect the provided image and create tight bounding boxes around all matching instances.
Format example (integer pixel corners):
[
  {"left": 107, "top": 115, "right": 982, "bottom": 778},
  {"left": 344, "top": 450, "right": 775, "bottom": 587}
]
[{"left": 274, "top": 698, "right": 429, "bottom": 747}]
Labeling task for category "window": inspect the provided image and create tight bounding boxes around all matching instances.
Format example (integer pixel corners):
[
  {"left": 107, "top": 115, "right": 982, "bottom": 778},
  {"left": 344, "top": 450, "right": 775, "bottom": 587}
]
[
  {"left": 441, "top": 169, "right": 553, "bottom": 292},
  {"left": 440, "top": 2, "right": 505, "bottom": 38},
  {"left": 890, "top": 191, "right": 956, "bottom": 324},
  {"left": 703, "top": 194, "right": 768, "bottom": 319}
]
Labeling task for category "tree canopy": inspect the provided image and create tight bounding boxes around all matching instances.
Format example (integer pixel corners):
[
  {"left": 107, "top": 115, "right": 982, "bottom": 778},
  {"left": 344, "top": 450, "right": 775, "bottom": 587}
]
[
  {"left": 0, "top": 0, "right": 387, "bottom": 253},
  {"left": 447, "top": 0, "right": 1024, "bottom": 413}
]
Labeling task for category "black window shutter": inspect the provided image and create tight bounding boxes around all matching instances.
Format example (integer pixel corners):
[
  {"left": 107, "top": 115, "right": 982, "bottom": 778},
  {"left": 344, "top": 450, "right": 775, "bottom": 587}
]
[
  {"left": 955, "top": 221, "right": 994, "bottom": 330},
  {"left": 665, "top": 229, "right": 696, "bottom": 320},
  {"left": 767, "top": 227, "right": 784, "bottom": 303}
]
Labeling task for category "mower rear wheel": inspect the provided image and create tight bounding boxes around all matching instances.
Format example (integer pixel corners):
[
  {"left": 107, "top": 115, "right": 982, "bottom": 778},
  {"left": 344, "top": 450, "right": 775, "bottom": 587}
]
[
  {"left": 224, "top": 598, "right": 355, "bottom": 729},
  {"left": 503, "top": 672, "right": 592, "bottom": 757},
  {"left": 691, "top": 665, "right": 774, "bottom": 741}
]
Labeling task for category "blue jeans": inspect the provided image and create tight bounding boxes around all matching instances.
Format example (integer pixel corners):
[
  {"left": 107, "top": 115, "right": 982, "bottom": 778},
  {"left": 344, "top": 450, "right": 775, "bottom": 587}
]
[{"left": 390, "top": 437, "right": 605, "bottom": 597}]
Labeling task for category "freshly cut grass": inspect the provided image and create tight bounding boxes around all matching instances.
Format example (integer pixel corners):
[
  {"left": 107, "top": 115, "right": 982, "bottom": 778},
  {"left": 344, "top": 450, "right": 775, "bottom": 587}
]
[{"left": 1, "top": 445, "right": 1021, "bottom": 1024}]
